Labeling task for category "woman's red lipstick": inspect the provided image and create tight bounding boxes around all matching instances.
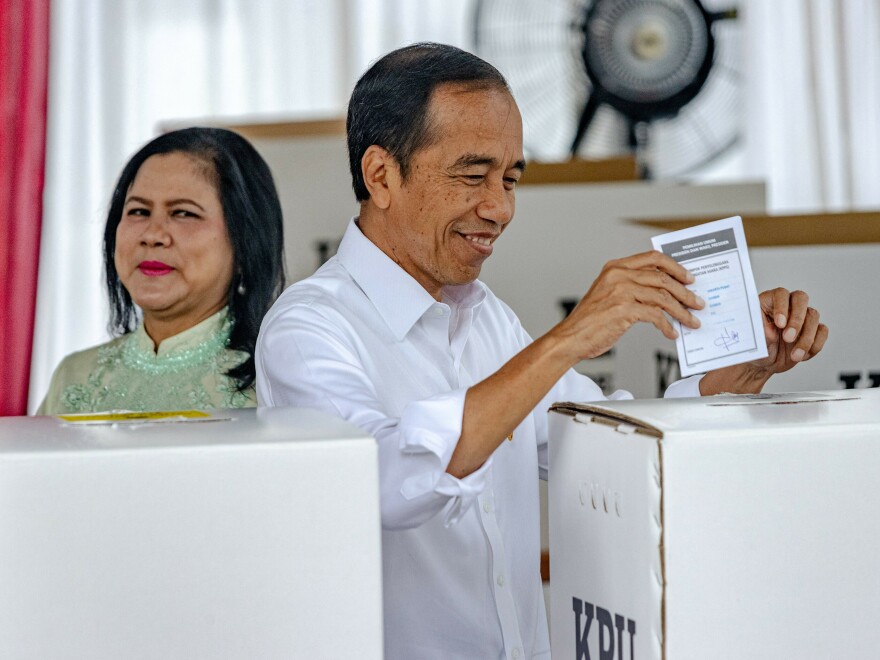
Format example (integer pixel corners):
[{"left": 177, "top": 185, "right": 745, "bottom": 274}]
[{"left": 138, "top": 261, "right": 174, "bottom": 276}]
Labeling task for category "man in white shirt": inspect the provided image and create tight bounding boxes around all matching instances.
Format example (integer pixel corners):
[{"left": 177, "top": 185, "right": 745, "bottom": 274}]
[{"left": 256, "top": 43, "right": 827, "bottom": 660}]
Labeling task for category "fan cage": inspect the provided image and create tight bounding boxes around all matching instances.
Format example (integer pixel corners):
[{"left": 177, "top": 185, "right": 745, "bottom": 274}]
[{"left": 473, "top": 0, "right": 742, "bottom": 178}]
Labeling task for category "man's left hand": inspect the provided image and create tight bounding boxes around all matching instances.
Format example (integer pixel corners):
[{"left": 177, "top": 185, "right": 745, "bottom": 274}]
[
  {"left": 752, "top": 287, "right": 829, "bottom": 375},
  {"left": 699, "top": 288, "right": 829, "bottom": 395}
]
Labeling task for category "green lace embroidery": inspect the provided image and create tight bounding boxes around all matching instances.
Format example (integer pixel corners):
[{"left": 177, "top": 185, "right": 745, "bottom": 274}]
[
  {"left": 119, "top": 321, "right": 231, "bottom": 375},
  {"left": 59, "top": 318, "right": 253, "bottom": 413}
]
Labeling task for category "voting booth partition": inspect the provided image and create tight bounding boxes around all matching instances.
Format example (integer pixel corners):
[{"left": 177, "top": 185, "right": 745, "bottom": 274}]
[
  {"left": 0, "top": 408, "right": 384, "bottom": 659},
  {"left": 547, "top": 389, "right": 880, "bottom": 660}
]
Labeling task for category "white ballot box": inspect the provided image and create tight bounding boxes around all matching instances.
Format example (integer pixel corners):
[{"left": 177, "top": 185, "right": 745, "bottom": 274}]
[
  {"left": 548, "top": 390, "right": 880, "bottom": 660},
  {"left": 0, "top": 408, "right": 383, "bottom": 660}
]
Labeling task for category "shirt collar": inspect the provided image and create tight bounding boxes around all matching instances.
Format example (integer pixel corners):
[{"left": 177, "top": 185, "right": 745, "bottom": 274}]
[
  {"left": 443, "top": 279, "right": 487, "bottom": 310},
  {"left": 335, "top": 218, "right": 486, "bottom": 340},
  {"left": 132, "top": 307, "right": 231, "bottom": 356}
]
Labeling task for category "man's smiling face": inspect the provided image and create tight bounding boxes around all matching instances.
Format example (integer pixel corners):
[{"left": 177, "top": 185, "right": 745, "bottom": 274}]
[{"left": 379, "top": 83, "right": 525, "bottom": 299}]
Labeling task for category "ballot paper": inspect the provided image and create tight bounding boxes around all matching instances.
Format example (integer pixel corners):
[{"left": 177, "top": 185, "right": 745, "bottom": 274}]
[{"left": 651, "top": 216, "right": 768, "bottom": 377}]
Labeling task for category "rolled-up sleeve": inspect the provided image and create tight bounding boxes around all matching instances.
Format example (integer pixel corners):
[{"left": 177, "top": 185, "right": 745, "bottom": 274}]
[{"left": 256, "top": 303, "right": 491, "bottom": 530}]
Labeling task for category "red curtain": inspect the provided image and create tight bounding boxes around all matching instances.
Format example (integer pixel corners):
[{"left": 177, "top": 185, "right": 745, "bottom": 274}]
[{"left": 0, "top": 0, "right": 50, "bottom": 415}]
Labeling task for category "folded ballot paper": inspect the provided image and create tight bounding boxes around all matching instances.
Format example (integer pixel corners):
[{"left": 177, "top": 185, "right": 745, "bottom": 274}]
[{"left": 651, "top": 216, "right": 767, "bottom": 377}]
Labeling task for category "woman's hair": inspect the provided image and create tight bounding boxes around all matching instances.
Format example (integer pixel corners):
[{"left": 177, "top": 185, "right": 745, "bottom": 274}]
[{"left": 103, "top": 127, "right": 285, "bottom": 392}]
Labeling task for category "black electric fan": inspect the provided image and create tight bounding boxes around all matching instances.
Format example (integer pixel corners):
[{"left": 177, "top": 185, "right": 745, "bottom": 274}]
[{"left": 474, "top": 0, "right": 741, "bottom": 178}]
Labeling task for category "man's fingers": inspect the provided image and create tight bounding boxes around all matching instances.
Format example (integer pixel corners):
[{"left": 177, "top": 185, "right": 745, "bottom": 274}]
[
  {"left": 639, "top": 303, "right": 679, "bottom": 340},
  {"left": 761, "top": 288, "right": 790, "bottom": 329},
  {"left": 633, "top": 284, "right": 701, "bottom": 329},
  {"left": 624, "top": 268, "right": 703, "bottom": 309},
  {"left": 608, "top": 250, "right": 695, "bottom": 285},
  {"left": 789, "top": 307, "right": 819, "bottom": 361},
  {"left": 597, "top": 261, "right": 703, "bottom": 331},
  {"left": 806, "top": 323, "right": 830, "bottom": 359},
  {"left": 783, "top": 290, "right": 810, "bottom": 343},
  {"left": 771, "top": 288, "right": 791, "bottom": 330},
  {"left": 761, "top": 310, "right": 778, "bottom": 342},
  {"left": 581, "top": 252, "right": 708, "bottom": 346}
]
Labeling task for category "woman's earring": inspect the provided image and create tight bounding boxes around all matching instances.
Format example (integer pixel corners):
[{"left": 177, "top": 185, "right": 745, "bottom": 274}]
[{"left": 237, "top": 278, "right": 246, "bottom": 296}]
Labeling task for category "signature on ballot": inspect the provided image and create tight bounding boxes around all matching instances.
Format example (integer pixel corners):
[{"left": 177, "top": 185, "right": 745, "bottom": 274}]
[{"left": 714, "top": 328, "right": 740, "bottom": 351}]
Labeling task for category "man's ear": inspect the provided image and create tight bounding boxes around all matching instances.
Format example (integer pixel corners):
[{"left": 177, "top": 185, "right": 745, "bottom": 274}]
[{"left": 361, "top": 145, "right": 399, "bottom": 210}]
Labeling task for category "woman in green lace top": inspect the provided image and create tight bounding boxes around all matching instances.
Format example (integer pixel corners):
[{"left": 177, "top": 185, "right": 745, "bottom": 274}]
[{"left": 38, "top": 128, "right": 285, "bottom": 414}]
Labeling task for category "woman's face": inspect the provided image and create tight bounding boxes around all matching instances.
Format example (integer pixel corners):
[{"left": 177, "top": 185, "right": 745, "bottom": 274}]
[{"left": 115, "top": 152, "right": 235, "bottom": 341}]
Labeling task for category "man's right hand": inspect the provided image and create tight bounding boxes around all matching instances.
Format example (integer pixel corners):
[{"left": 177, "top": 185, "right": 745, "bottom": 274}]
[
  {"left": 452, "top": 250, "right": 702, "bottom": 479},
  {"left": 549, "top": 250, "right": 704, "bottom": 364}
]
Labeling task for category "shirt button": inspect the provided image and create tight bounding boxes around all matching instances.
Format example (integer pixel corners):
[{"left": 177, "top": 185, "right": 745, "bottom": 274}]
[
  {"left": 434, "top": 307, "right": 445, "bottom": 316},
  {"left": 483, "top": 501, "right": 491, "bottom": 513},
  {"left": 496, "top": 574, "right": 504, "bottom": 587},
  {"left": 512, "top": 649, "right": 520, "bottom": 660}
]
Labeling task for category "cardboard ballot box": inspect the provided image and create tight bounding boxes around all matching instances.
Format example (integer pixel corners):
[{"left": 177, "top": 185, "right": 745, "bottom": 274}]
[
  {"left": 0, "top": 408, "right": 383, "bottom": 660},
  {"left": 548, "top": 390, "right": 880, "bottom": 660}
]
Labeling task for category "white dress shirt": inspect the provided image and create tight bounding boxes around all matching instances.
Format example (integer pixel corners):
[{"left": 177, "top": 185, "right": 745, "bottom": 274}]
[{"left": 256, "top": 219, "right": 701, "bottom": 660}]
